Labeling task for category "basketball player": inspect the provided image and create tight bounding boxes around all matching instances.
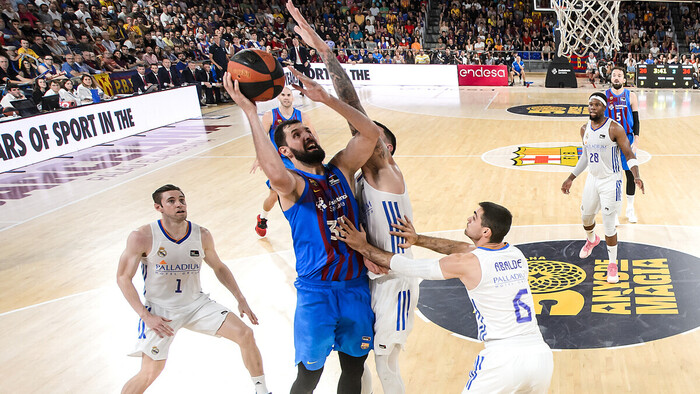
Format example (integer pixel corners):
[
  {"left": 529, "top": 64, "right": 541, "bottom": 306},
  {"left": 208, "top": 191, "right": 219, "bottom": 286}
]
[
  {"left": 336, "top": 202, "right": 554, "bottom": 393},
  {"left": 605, "top": 67, "right": 640, "bottom": 223},
  {"left": 254, "top": 86, "right": 317, "bottom": 237},
  {"left": 223, "top": 64, "right": 382, "bottom": 392},
  {"left": 116, "top": 185, "right": 270, "bottom": 394},
  {"left": 561, "top": 93, "right": 645, "bottom": 284},
  {"left": 285, "top": 2, "right": 418, "bottom": 392}
]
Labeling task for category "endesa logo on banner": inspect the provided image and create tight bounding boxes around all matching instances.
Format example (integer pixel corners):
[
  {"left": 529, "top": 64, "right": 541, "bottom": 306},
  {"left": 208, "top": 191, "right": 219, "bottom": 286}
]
[{"left": 457, "top": 65, "right": 508, "bottom": 86}]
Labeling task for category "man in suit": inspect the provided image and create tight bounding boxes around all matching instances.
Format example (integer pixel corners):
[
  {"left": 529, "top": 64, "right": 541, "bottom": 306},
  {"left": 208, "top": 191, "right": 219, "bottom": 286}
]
[
  {"left": 146, "top": 64, "right": 163, "bottom": 89},
  {"left": 158, "top": 58, "right": 180, "bottom": 87},
  {"left": 181, "top": 61, "right": 205, "bottom": 107},
  {"left": 131, "top": 64, "right": 156, "bottom": 94},
  {"left": 288, "top": 37, "right": 310, "bottom": 90},
  {"left": 195, "top": 60, "right": 221, "bottom": 104}
]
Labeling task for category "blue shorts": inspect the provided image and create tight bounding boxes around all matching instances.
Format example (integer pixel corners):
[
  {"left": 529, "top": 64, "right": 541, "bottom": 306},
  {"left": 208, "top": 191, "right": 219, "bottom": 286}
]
[
  {"left": 294, "top": 275, "right": 374, "bottom": 370},
  {"left": 620, "top": 133, "right": 634, "bottom": 171}
]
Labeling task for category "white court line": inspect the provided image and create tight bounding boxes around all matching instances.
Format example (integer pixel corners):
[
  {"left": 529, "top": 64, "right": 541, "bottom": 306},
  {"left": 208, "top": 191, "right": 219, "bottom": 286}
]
[
  {"left": 0, "top": 129, "right": 252, "bottom": 234},
  {"left": 485, "top": 90, "right": 499, "bottom": 110}
]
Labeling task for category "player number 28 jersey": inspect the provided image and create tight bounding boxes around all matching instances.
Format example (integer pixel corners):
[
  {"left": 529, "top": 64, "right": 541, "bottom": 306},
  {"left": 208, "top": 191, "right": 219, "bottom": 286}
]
[
  {"left": 142, "top": 220, "right": 205, "bottom": 307},
  {"left": 468, "top": 245, "right": 542, "bottom": 342},
  {"left": 582, "top": 118, "right": 622, "bottom": 180}
]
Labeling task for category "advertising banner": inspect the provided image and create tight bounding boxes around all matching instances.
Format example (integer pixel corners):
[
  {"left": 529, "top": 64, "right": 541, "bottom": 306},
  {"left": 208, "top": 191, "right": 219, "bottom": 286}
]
[
  {"left": 0, "top": 86, "right": 201, "bottom": 172},
  {"left": 283, "top": 63, "right": 458, "bottom": 87},
  {"left": 457, "top": 65, "right": 508, "bottom": 86}
]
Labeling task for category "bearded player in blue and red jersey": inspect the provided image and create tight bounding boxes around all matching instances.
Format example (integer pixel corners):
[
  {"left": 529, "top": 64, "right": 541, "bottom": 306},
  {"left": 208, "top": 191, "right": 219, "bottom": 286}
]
[
  {"left": 605, "top": 66, "right": 641, "bottom": 223},
  {"left": 224, "top": 45, "right": 381, "bottom": 393}
]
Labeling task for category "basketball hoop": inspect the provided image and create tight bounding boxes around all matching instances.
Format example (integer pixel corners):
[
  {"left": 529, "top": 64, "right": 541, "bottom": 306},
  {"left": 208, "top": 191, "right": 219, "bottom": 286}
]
[{"left": 553, "top": 0, "right": 622, "bottom": 58}]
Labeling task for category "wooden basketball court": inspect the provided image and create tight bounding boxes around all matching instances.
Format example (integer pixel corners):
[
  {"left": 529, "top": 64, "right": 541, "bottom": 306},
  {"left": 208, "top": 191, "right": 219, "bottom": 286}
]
[{"left": 2, "top": 76, "right": 699, "bottom": 393}]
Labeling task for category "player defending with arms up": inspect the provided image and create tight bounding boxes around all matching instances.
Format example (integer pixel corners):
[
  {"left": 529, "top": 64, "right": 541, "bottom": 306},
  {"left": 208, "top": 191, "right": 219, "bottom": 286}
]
[
  {"left": 561, "top": 92, "right": 645, "bottom": 284},
  {"left": 337, "top": 202, "right": 553, "bottom": 393},
  {"left": 117, "top": 184, "right": 269, "bottom": 394}
]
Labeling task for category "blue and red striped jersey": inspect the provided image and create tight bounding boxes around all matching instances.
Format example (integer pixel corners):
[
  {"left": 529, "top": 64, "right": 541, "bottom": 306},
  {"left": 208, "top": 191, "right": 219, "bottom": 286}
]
[
  {"left": 605, "top": 89, "right": 634, "bottom": 136},
  {"left": 283, "top": 164, "right": 366, "bottom": 281}
]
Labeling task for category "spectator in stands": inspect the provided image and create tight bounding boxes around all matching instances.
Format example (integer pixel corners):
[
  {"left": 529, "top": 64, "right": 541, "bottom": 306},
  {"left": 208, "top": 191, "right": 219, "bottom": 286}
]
[
  {"left": 288, "top": 37, "right": 310, "bottom": 88},
  {"left": 586, "top": 53, "right": 599, "bottom": 87},
  {"left": 415, "top": 49, "right": 430, "bottom": 64},
  {"left": 510, "top": 55, "right": 526, "bottom": 86},
  {"left": 74, "top": 53, "right": 100, "bottom": 74},
  {"left": 77, "top": 74, "right": 110, "bottom": 103},
  {"left": 58, "top": 78, "right": 81, "bottom": 106},
  {"left": 196, "top": 61, "right": 222, "bottom": 105},
  {"left": 31, "top": 78, "right": 49, "bottom": 105},
  {"left": 61, "top": 53, "right": 81, "bottom": 77},
  {"left": 19, "top": 56, "right": 39, "bottom": 78},
  {"left": 131, "top": 64, "right": 155, "bottom": 94},
  {"left": 158, "top": 58, "right": 180, "bottom": 87},
  {"left": 0, "top": 83, "right": 26, "bottom": 110}
]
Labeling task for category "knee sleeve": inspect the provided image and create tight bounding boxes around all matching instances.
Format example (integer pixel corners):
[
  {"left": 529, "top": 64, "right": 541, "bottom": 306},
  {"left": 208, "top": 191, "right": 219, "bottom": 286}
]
[
  {"left": 338, "top": 352, "right": 368, "bottom": 394},
  {"left": 290, "top": 362, "right": 324, "bottom": 394},
  {"left": 374, "top": 345, "right": 404, "bottom": 393},
  {"left": 601, "top": 211, "right": 617, "bottom": 237},
  {"left": 625, "top": 170, "right": 636, "bottom": 196},
  {"left": 581, "top": 213, "right": 596, "bottom": 227}
]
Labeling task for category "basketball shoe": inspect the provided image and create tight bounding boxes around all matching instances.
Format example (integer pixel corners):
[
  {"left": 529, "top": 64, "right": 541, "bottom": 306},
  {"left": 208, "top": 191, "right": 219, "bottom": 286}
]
[
  {"left": 627, "top": 207, "right": 638, "bottom": 223},
  {"left": 607, "top": 262, "right": 619, "bottom": 283},
  {"left": 255, "top": 215, "right": 268, "bottom": 237},
  {"left": 579, "top": 234, "right": 600, "bottom": 258}
]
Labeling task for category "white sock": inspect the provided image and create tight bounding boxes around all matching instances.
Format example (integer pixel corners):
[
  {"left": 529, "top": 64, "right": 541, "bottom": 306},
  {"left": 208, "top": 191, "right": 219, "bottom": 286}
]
[
  {"left": 626, "top": 195, "right": 635, "bottom": 211},
  {"left": 607, "top": 244, "right": 618, "bottom": 267},
  {"left": 585, "top": 229, "right": 596, "bottom": 242},
  {"left": 252, "top": 375, "right": 268, "bottom": 394},
  {"left": 260, "top": 210, "right": 269, "bottom": 219}
]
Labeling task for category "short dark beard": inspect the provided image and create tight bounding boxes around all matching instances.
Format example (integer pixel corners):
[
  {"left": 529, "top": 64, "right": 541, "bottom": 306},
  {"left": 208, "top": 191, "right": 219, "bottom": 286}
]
[
  {"left": 289, "top": 146, "right": 326, "bottom": 165},
  {"left": 589, "top": 113, "right": 603, "bottom": 122},
  {"left": 612, "top": 82, "right": 623, "bottom": 90}
]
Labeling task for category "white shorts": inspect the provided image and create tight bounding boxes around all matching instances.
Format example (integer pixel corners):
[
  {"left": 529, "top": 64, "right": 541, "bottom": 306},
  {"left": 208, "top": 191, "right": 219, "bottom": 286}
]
[
  {"left": 580, "top": 174, "right": 623, "bottom": 217},
  {"left": 128, "top": 294, "right": 230, "bottom": 360},
  {"left": 463, "top": 335, "right": 553, "bottom": 393},
  {"left": 369, "top": 273, "right": 420, "bottom": 356}
]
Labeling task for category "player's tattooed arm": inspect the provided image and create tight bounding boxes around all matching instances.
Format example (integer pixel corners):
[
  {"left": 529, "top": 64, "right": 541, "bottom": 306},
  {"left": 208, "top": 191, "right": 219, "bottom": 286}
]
[{"left": 391, "top": 216, "right": 475, "bottom": 255}]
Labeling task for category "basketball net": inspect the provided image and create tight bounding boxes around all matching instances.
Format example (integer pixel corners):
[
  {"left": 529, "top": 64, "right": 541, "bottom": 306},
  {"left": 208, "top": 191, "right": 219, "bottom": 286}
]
[{"left": 554, "top": 0, "right": 622, "bottom": 58}]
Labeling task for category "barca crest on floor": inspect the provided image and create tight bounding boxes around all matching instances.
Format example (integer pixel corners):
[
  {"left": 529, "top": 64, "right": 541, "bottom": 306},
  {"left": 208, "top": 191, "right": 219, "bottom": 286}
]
[{"left": 417, "top": 240, "right": 700, "bottom": 349}]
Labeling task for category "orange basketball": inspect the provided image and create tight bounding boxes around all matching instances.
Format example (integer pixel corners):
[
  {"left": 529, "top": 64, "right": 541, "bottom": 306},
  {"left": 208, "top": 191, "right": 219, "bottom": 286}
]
[{"left": 228, "top": 49, "right": 285, "bottom": 102}]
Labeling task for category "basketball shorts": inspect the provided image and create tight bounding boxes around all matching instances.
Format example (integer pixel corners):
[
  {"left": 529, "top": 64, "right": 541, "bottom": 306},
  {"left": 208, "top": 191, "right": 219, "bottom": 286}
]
[
  {"left": 294, "top": 276, "right": 375, "bottom": 371},
  {"left": 620, "top": 133, "right": 635, "bottom": 171},
  {"left": 128, "top": 294, "right": 230, "bottom": 360},
  {"left": 463, "top": 334, "right": 553, "bottom": 393},
  {"left": 580, "top": 174, "right": 623, "bottom": 217},
  {"left": 370, "top": 273, "right": 420, "bottom": 356}
]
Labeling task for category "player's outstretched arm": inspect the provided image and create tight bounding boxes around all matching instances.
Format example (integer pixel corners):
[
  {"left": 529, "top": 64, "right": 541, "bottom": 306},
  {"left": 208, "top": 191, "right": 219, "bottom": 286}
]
[
  {"left": 611, "top": 122, "right": 645, "bottom": 194},
  {"left": 224, "top": 74, "right": 298, "bottom": 196},
  {"left": 390, "top": 216, "right": 475, "bottom": 255},
  {"left": 201, "top": 227, "right": 259, "bottom": 325},
  {"left": 286, "top": 0, "right": 365, "bottom": 124},
  {"left": 116, "top": 227, "right": 174, "bottom": 338}
]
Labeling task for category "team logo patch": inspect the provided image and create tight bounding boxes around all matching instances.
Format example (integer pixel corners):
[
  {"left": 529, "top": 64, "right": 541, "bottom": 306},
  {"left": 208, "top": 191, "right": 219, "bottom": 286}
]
[
  {"left": 190, "top": 250, "right": 200, "bottom": 257},
  {"left": 151, "top": 346, "right": 159, "bottom": 355},
  {"left": 417, "top": 240, "right": 700, "bottom": 349},
  {"left": 507, "top": 104, "right": 589, "bottom": 117},
  {"left": 362, "top": 336, "right": 371, "bottom": 342},
  {"left": 157, "top": 247, "right": 167, "bottom": 257},
  {"left": 328, "top": 174, "right": 340, "bottom": 186},
  {"left": 378, "top": 344, "right": 387, "bottom": 349},
  {"left": 361, "top": 343, "right": 370, "bottom": 349},
  {"left": 482, "top": 142, "right": 651, "bottom": 173}
]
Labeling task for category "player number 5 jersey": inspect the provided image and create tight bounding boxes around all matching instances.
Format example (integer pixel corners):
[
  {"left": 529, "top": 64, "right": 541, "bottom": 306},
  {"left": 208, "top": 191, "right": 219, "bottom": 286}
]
[{"left": 142, "top": 220, "right": 205, "bottom": 307}]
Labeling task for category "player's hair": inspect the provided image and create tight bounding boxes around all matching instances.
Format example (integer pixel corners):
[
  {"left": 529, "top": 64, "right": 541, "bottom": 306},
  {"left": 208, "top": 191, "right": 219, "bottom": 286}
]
[
  {"left": 479, "top": 201, "right": 512, "bottom": 243},
  {"left": 374, "top": 121, "right": 397, "bottom": 155},
  {"left": 152, "top": 184, "right": 183, "bottom": 205},
  {"left": 611, "top": 66, "right": 625, "bottom": 76},
  {"left": 274, "top": 119, "right": 302, "bottom": 148}
]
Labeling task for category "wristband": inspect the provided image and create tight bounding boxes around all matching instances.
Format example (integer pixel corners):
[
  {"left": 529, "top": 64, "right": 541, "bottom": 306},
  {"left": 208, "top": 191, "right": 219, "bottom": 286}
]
[{"left": 627, "top": 158, "right": 639, "bottom": 168}]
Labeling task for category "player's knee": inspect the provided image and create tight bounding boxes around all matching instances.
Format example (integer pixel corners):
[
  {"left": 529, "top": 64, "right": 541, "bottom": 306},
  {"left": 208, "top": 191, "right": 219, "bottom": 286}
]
[
  {"left": 601, "top": 212, "right": 617, "bottom": 237},
  {"left": 139, "top": 358, "right": 166, "bottom": 383},
  {"left": 291, "top": 362, "right": 323, "bottom": 394},
  {"left": 233, "top": 325, "right": 255, "bottom": 345},
  {"left": 339, "top": 352, "right": 367, "bottom": 376}
]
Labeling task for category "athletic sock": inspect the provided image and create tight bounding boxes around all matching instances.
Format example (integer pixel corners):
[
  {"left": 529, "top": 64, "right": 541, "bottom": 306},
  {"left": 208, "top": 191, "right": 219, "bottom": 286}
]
[
  {"left": 252, "top": 375, "right": 269, "bottom": 394},
  {"left": 586, "top": 229, "right": 596, "bottom": 242},
  {"left": 607, "top": 244, "right": 618, "bottom": 267},
  {"left": 260, "top": 209, "right": 269, "bottom": 219},
  {"left": 626, "top": 195, "right": 635, "bottom": 211}
]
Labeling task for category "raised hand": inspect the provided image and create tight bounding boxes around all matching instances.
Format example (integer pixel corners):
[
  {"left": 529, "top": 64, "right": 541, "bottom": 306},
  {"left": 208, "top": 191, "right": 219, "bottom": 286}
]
[
  {"left": 390, "top": 216, "right": 418, "bottom": 248},
  {"left": 287, "top": 66, "right": 329, "bottom": 103},
  {"left": 286, "top": 0, "right": 329, "bottom": 52}
]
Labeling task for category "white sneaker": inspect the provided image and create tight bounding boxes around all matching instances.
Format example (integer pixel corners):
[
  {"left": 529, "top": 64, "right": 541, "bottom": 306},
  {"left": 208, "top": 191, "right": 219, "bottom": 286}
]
[{"left": 627, "top": 208, "right": 638, "bottom": 223}]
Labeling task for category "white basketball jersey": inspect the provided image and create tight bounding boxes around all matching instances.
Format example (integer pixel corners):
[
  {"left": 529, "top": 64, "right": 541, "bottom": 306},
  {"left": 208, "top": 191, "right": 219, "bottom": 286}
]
[
  {"left": 142, "top": 220, "right": 205, "bottom": 307},
  {"left": 582, "top": 117, "right": 623, "bottom": 179},
  {"left": 468, "top": 245, "right": 542, "bottom": 342},
  {"left": 356, "top": 174, "right": 414, "bottom": 278}
]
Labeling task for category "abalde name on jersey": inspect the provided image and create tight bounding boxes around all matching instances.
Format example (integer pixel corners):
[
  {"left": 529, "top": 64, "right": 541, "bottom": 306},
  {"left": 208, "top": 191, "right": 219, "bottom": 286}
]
[{"left": 493, "top": 258, "right": 527, "bottom": 288}]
